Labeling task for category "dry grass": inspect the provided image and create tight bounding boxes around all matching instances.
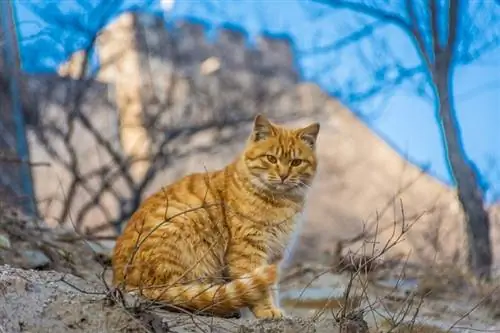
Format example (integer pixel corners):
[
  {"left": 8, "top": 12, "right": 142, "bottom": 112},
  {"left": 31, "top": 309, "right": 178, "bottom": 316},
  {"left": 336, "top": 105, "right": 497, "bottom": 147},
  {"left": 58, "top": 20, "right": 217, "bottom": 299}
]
[{"left": 377, "top": 319, "right": 449, "bottom": 333}]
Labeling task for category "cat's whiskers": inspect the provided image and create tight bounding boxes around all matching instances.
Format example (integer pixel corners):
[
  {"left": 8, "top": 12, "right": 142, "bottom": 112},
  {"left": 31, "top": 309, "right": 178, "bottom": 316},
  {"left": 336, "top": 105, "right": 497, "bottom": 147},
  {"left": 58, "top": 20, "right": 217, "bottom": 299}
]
[{"left": 296, "top": 180, "right": 312, "bottom": 190}]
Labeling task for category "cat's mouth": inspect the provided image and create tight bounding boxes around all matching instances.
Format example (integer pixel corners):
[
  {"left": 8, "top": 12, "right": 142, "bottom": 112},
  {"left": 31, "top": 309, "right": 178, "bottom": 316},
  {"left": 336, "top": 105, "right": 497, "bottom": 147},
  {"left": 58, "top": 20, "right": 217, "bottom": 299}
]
[
  {"left": 250, "top": 174, "right": 305, "bottom": 194},
  {"left": 267, "top": 179, "right": 301, "bottom": 192},
  {"left": 272, "top": 183, "right": 289, "bottom": 191}
]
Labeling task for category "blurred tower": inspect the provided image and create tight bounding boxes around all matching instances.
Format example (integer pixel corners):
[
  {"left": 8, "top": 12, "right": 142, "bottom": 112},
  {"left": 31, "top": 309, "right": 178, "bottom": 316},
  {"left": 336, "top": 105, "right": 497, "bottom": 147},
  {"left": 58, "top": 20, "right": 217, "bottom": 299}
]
[
  {"left": 97, "top": 13, "right": 151, "bottom": 182},
  {"left": 59, "top": 13, "right": 153, "bottom": 183},
  {"left": 0, "top": 0, "right": 36, "bottom": 213}
]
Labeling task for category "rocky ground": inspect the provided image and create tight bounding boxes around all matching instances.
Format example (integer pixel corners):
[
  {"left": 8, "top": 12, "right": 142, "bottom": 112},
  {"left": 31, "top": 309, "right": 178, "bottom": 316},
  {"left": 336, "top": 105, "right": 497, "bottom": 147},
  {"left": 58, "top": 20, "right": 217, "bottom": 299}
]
[
  {"left": 0, "top": 204, "right": 499, "bottom": 333},
  {"left": 0, "top": 265, "right": 368, "bottom": 333}
]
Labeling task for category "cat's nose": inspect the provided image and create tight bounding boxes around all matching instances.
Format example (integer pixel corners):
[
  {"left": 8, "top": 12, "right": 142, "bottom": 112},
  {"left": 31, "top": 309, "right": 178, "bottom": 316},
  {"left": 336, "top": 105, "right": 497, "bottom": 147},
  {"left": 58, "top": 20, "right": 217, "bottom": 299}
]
[{"left": 279, "top": 173, "right": 288, "bottom": 182}]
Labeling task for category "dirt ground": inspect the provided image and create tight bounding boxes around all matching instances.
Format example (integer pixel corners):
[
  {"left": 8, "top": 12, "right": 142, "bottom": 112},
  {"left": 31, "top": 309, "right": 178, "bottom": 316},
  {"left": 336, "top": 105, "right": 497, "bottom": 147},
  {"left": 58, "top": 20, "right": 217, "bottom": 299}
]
[{"left": 0, "top": 265, "right": 369, "bottom": 333}]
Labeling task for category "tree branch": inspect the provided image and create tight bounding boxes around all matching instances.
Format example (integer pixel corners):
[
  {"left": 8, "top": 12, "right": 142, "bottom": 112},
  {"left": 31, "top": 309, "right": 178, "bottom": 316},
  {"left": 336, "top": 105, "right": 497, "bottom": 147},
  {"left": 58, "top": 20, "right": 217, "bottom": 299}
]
[
  {"left": 405, "top": 0, "right": 433, "bottom": 69},
  {"left": 297, "top": 20, "right": 387, "bottom": 55},
  {"left": 316, "top": 0, "right": 435, "bottom": 77},
  {"left": 346, "top": 65, "right": 425, "bottom": 102},
  {"left": 429, "top": 0, "right": 441, "bottom": 57},
  {"left": 317, "top": 0, "right": 411, "bottom": 29},
  {"left": 447, "top": 0, "right": 460, "bottom": 50},
  {"left": 461, "top": 34, "right": 500, "bottom": 64}
]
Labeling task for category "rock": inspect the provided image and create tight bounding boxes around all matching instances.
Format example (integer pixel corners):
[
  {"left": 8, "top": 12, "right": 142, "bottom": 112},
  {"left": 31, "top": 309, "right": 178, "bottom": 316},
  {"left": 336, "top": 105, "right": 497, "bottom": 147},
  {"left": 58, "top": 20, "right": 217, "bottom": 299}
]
[
  {"left": 0, "top": 265, "right": 368, "bottom": 333},
  {"left": 0, "top": 233, "right": 10, "bottom": 249},
  {"left": 22, "top": 250, "right": 51, "bottom": 269}
]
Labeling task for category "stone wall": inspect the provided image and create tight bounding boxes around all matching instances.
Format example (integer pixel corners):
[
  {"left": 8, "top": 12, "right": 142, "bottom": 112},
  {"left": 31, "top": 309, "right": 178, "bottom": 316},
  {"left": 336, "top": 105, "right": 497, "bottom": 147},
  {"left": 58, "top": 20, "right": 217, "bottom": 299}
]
[{"left": 135, "top": 13, "right": 297, "bottom": 82}]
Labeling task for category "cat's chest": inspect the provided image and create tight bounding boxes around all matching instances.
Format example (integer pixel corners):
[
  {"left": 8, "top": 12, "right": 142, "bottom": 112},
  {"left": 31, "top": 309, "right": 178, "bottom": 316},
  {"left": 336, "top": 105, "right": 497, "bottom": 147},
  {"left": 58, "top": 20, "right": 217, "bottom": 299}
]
[{"left": 265, "top": 213, "right": 303, "bottom": 263}]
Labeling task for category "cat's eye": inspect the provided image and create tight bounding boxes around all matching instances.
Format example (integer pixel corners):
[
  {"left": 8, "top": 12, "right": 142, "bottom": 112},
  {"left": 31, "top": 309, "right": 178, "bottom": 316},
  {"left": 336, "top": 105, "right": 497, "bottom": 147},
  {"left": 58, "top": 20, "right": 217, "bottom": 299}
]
[
  {"left": 291, "top": 159, "right": 302, "bottom": 167},
  {"left": 266, "top": 155, "right": 277, "bottom": 164}
]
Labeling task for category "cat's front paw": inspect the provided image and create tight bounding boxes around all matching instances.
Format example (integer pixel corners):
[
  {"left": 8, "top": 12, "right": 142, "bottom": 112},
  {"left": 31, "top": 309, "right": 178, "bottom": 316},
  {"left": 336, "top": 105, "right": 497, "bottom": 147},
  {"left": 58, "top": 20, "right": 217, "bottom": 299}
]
[{"left": 253, "top": 306, "right": 285, "bottom": 319}]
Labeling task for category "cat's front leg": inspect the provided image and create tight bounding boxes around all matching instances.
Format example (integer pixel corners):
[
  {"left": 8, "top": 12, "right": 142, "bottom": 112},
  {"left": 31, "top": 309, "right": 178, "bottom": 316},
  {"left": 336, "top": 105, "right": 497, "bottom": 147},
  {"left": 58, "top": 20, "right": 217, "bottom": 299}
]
[
  {"left": 225, "top": 239, "right": 284, "bottom": 319},
  {"left": 269, "top": 253, "right": 284, "bottom": 308},
  {"left": 271, "top": 282, "right": 281, "bottom": 308}
]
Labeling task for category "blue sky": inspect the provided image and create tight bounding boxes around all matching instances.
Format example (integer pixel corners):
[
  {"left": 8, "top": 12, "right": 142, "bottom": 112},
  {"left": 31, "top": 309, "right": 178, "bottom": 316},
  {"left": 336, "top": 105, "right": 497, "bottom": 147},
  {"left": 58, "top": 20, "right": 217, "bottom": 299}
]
[{"left": 11, "top": 0, "right": 500, "bottom": 204}]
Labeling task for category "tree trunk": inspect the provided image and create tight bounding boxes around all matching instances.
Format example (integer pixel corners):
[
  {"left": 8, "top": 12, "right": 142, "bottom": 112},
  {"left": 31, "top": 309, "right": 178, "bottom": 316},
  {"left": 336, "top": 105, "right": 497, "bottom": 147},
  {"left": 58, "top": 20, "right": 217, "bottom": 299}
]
[{"left": 433, "top": 61, "right": 492, "bottom": 280}]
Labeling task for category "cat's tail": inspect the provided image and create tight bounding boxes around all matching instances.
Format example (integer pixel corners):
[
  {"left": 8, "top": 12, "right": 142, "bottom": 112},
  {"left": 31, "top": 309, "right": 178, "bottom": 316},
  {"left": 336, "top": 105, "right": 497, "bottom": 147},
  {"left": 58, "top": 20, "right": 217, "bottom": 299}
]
[{"left": 139, "top": 264, "right": 277, "bottom": 315}]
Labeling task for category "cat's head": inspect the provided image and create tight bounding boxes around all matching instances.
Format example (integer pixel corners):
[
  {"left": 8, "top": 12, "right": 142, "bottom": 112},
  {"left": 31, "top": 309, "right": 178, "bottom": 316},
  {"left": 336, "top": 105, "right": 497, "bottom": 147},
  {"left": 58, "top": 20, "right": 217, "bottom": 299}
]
[{"left": 242, "top": 114, "right": 320, "bottom": 195}]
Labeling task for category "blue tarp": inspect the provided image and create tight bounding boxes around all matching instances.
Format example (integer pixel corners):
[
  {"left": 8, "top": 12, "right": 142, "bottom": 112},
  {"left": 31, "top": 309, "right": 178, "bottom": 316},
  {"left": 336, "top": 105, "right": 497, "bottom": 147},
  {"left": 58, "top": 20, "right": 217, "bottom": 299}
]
[{"left": 12, "top": 0, "right": 500, "bottom": 204}]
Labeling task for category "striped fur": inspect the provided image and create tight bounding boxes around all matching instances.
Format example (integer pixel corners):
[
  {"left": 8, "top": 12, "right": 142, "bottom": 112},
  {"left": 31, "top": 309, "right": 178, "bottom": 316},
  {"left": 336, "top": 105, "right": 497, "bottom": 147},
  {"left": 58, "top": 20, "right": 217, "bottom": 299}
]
[
  {"left": 112, "top": 114, "right": 320, "bottom": 319},
  {"left": 139, "top": 264, "right": 277, "bottom": 315}
]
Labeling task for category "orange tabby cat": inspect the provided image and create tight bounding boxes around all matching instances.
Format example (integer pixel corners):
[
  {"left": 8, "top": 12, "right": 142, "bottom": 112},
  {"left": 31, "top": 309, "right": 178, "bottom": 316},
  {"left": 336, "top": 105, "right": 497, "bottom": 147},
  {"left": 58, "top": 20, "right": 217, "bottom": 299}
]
[{"left": 112, "top": 114, "right": 320, "bottom": 319}]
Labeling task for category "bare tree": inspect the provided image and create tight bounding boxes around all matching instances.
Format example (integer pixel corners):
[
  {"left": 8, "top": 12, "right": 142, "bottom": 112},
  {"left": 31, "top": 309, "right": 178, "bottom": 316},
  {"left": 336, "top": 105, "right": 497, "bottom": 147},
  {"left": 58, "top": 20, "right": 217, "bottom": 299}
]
[{"left": 312, "top": 0, "right": 499, "bottom": 280}]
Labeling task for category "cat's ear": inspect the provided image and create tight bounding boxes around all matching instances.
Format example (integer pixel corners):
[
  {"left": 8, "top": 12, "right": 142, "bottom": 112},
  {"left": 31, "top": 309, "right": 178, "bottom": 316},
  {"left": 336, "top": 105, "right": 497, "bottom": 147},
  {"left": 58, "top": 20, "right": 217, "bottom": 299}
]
[
  {"left": 252, "top": 114, "right": 275, "bottom": 142},
  {"left": 296, "top": 122, "right": 320, "bottom": 148}
]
